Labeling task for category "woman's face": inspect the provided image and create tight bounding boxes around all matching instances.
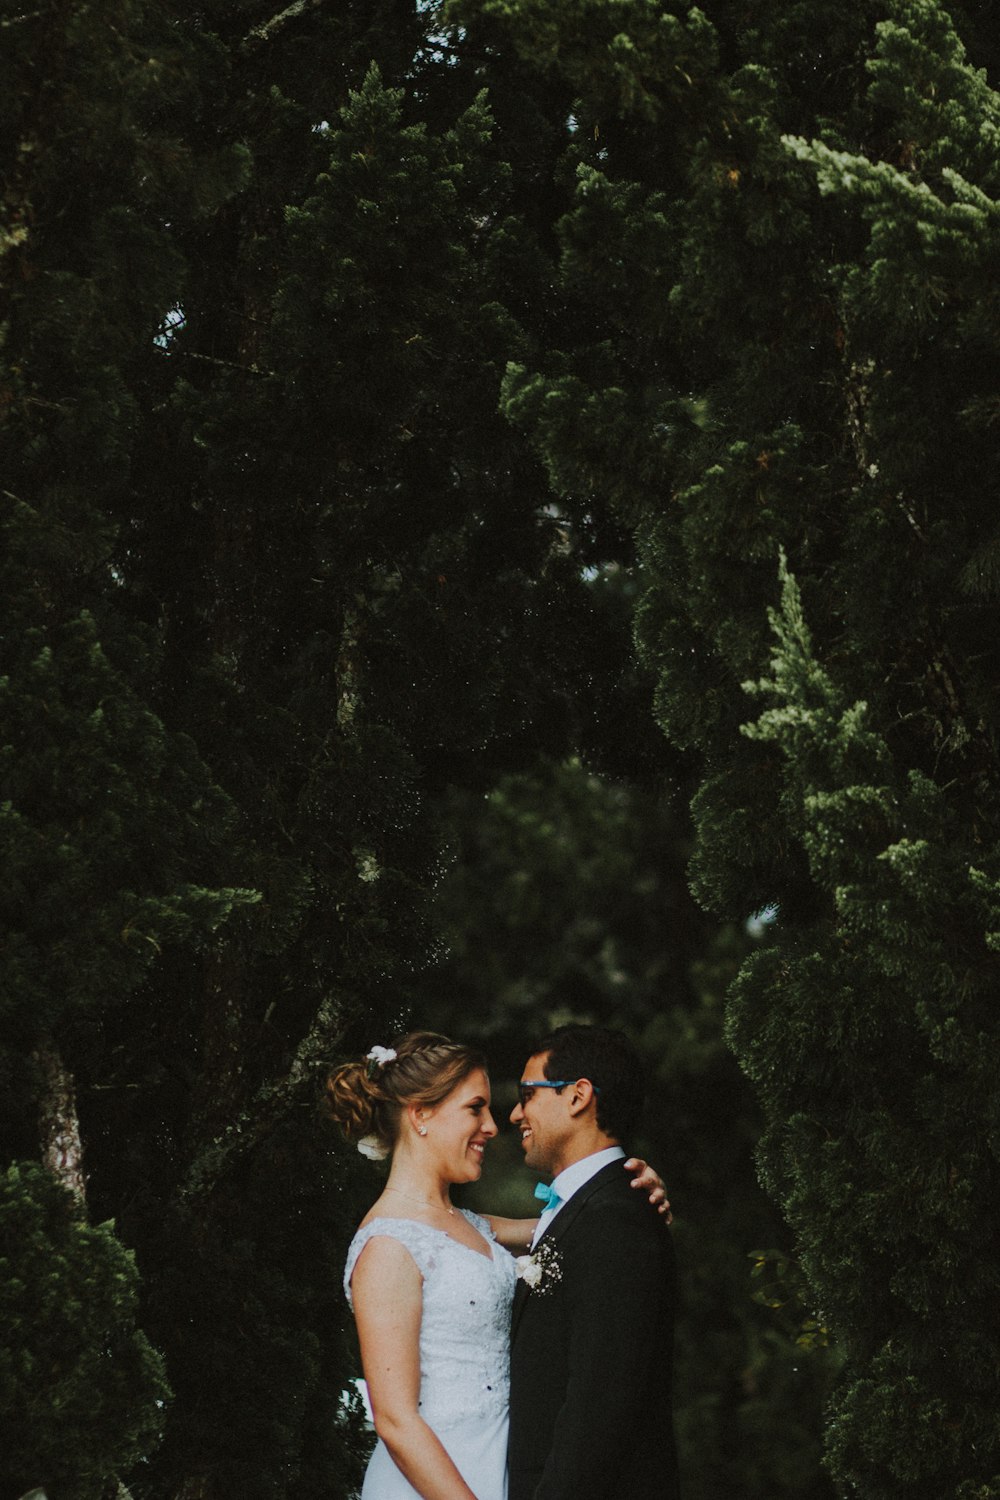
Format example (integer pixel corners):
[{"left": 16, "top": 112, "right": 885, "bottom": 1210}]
[{"left": 423, "top": 1067, "right": 497, "bottom": 1183}]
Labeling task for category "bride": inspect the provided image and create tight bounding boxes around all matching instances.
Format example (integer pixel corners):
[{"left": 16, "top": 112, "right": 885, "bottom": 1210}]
[{"left": 326, "top": 1031, "right": 668, "bottom": 1500}]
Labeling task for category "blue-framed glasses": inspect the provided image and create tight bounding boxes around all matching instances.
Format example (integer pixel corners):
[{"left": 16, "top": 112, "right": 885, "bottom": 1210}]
[{"left": 516, "top": 1080, "right": 601, "bottom": 1108}]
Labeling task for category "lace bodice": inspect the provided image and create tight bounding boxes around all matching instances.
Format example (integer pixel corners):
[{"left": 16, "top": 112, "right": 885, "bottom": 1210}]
[{"left": 344, "top": 1211, "right": 517, "bottom": 1431}]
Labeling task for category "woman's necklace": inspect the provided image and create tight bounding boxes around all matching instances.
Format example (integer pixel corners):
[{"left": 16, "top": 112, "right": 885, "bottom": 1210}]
[{"left": 384, "top": 1185, "right": 455, "bottom": 1217}]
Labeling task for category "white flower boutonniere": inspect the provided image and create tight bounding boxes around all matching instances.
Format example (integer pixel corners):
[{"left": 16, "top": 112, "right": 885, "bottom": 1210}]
[{"left": 515, "top": 1239, "right": 563, "bottom": 1295}]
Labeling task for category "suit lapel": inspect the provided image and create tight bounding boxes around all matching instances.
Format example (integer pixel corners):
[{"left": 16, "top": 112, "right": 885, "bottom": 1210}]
[
  {"left": 510, "top": 1160, "right": 623, "bottom": 1345},
  {"left": 511, "top": 1269, "right": 531, "bottom": 1342},
  {"left": 541, "top": 1159, "right": 620, "bottom": 1249}
]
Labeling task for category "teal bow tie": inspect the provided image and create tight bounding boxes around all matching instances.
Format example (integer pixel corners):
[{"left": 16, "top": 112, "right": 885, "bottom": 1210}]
[{"left": 534, "top": 1180, "right": 562, "bottom": 1211}]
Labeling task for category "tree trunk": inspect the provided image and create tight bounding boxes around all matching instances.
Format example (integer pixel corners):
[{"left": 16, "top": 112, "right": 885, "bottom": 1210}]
[
  {"left": 34, "top": 1040, "right": 86, "bottom": 1205},
  {"left": 187, "top": 950, "right": 248, "bottom": 1149}
]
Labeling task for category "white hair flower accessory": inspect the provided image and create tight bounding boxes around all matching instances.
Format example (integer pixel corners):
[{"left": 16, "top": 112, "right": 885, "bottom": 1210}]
[
  {"left": 365, "top": 1045, "right": 397, "bottom": 1078},
  {"left": 357, "top": 1134, "right": 390, "bottom": 1162}
]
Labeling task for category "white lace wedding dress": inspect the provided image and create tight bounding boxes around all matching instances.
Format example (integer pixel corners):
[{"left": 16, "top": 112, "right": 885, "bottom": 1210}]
[{"left": 344, "top": 1210, "right": 517, "bottom": 1500}]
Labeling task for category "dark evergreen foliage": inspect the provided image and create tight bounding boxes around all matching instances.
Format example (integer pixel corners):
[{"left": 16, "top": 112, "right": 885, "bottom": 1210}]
[
  {"left": 2, "top": 3, "right": 660, "bottom": 1496},
  {"left": 11, "top": 0, "right": 998, "bottom": 1493},
  {"left": 470, "top": 0, "right": 1000, "bottom": 1492},
  {"left": 0, "top": 1163, "right": 169, "bottom": 1500}
]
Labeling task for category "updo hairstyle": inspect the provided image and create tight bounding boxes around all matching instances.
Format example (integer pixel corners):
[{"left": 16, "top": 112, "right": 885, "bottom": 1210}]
[{"left": 325, "top": 1030, "right": 486, "bottom": 1158}]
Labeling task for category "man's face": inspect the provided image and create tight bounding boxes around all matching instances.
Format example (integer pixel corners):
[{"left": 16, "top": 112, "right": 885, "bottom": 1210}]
[{"left": 510, "top": 1051, "right": 574, "bottom": 1177}]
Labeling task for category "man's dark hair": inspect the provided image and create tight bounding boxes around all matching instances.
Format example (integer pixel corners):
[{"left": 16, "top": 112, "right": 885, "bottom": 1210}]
[{"left": 535, "top": 1024, "right": 645, "bottom": 1142}]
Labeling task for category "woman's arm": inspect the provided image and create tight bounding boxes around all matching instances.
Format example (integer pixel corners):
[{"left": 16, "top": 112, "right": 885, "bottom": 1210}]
[
  {"left": 483, "top": 1215, "right": 537, "bottom": 1252},
  {"left": 351, "top": 1236, "right": 479, "bottom": 1500}
]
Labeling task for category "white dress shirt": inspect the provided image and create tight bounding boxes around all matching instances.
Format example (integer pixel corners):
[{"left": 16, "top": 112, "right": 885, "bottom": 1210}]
[{"left": 530, "top": 1145, "right": 626, "bottom": 1249}]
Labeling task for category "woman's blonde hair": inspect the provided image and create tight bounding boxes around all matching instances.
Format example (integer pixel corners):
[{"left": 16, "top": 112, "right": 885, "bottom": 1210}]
[{"left": 325, "top": 1030, "right": 486, "bottom": 1157}]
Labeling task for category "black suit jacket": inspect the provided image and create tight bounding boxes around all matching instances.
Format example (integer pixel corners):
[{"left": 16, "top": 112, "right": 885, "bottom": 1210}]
[{"left": 507, "top": 1159, "right": 679, "bottom": 1500}]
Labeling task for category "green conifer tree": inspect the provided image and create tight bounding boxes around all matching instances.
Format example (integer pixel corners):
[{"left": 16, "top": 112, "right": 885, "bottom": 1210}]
[
  {"left": 4, "top": 3, "right": 659, "bottom": 1496},
  {"left": 2, "top": 4, "right": 255, "bottom": 1491},
  {"left": 457, "top": 0, "right": 1000, "bottom": 1491},
  {"left": 0, "top": 1163, "right": 170, "bottom": 1500},
  {"left": 110, "top": 35, "right": 619, "bottom": 1494}
]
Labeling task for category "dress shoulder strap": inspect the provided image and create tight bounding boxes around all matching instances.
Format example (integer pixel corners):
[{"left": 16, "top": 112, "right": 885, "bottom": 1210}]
[
  {"left": 343, "top": 1217, "right": 442, "bottom": 1307},
  {"left": 459, "top": 1208, "right": 495, "bottom": 1241}
]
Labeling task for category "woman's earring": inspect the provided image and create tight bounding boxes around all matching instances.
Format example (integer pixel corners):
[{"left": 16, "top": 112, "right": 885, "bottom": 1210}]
[{"left": 418, "top": 1126, "right": 427, "bottom": 1136}]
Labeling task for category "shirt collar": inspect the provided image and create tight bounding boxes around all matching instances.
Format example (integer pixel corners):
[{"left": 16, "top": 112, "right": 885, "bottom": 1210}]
[{"left": 550, "top": 1145, "right": 626, "bottom": 1205}]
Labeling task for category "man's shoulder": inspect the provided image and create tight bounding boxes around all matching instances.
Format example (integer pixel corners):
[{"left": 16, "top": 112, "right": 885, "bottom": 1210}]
[
  {"left": 579, "top": 1157, "right": 645, "bottom": 1208},
  {"left": 554, "top": 1169, "right": 675, "bottom": 1288},
  {"left": 569, "top": 1161, "right": 670, "bottom": 1238}
]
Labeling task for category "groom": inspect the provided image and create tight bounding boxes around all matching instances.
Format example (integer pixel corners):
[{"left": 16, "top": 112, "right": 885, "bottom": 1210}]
[{"left": 507, "top": 1024, "right": 680, "bottom": 1500}]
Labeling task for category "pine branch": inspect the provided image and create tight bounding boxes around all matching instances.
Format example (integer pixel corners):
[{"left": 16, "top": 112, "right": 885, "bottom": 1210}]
[
  {"left": 178, "top": 993, "right": 345, "bottom": 1204},
  {"left": 240, "top": 0, "right": 327, "bottom": 53},
  {"left": 165, "top": 347, "right": 275, "bottom": 378}
]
